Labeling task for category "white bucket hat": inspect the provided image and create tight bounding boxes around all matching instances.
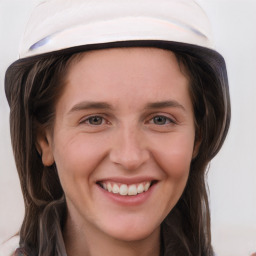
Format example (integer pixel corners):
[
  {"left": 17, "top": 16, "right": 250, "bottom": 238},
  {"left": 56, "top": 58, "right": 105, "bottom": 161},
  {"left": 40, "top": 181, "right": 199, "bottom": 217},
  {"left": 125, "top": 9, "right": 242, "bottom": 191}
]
[{"left": 19, "top": 0, "right": 214, "bottom": 58}]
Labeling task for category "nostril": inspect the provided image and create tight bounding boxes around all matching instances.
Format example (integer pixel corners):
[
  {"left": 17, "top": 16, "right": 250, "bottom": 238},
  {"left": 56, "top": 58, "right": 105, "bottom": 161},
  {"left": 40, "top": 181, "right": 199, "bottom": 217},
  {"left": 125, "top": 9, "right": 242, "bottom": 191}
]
[
  {"left": 109, "top": 148, "right": 150, "bottom": 171},
  {"left": 109, "top": 130, "right": 150, "bottom": 170}
]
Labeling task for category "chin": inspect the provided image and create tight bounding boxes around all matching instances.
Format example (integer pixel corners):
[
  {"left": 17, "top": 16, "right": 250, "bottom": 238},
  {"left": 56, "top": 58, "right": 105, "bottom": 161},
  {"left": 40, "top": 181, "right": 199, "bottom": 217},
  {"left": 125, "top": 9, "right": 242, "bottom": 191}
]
[{"left": 100, "top": 217, "right": 161, "bottom": 242}]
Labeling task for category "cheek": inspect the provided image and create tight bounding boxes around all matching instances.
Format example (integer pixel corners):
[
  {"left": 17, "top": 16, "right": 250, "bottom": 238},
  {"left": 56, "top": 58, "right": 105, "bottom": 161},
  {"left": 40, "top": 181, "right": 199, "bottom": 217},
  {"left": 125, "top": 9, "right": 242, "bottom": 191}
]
[
  {"left": 52, "top": 134, "right": 111, "bottom": 219},
  {"left": 52, "top": 134, "right": 109, "bottom": 189},
  {"left": 148, "top": 130, "right": 195, "bottom": 211},
  {"left": 151, "top": 133, "right": 194, "bottom": 212},
  {"left": 150, "top": 132, "right": 195, "bottom": 178}
]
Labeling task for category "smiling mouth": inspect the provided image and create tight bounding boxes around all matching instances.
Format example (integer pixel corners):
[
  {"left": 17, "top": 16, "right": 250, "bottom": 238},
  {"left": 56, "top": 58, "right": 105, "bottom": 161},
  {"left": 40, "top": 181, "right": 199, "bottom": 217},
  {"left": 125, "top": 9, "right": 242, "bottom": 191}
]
[{"left": 97, "top": 181, "right": 157, "bottom": 196}]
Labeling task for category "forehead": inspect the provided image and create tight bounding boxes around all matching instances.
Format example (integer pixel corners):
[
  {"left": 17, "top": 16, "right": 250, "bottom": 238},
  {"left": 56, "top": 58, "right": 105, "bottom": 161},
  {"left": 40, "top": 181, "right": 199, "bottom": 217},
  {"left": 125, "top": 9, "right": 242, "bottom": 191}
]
[
  {"left": 69, "top": 47, "right": 182, "bottom": 76},
  {"left": 59, "top": 47, "right": 191, "bottom": 112}
]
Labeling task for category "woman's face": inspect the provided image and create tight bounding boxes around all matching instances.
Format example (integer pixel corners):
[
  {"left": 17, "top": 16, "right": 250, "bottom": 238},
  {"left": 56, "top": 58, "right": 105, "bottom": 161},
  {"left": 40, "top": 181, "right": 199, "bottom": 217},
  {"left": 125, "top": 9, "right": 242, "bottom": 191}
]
[{"left": 39, "top": 47, "right": 198, "bottom": 242}]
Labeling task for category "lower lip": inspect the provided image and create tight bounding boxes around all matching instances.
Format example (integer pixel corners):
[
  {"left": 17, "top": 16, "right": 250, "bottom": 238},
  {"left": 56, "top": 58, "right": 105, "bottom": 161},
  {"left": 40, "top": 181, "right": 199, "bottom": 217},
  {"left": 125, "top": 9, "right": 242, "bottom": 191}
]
[{"left": 97, "top": 183, "right": 157, "bottom": 206}]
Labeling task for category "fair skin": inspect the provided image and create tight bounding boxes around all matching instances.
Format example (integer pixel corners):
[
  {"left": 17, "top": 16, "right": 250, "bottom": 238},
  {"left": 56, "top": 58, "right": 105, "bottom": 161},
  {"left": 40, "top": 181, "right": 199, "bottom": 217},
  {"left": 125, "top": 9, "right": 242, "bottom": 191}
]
[{"left": 38, "top": 47, "right": 198, "bottom": 256}]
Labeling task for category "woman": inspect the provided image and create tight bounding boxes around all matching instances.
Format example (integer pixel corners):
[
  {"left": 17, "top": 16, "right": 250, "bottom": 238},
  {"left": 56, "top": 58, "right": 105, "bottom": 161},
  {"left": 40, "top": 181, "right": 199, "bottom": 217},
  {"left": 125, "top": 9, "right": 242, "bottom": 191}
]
[{"left": 4, "top": 0, "right": 230, "bottom": 255}]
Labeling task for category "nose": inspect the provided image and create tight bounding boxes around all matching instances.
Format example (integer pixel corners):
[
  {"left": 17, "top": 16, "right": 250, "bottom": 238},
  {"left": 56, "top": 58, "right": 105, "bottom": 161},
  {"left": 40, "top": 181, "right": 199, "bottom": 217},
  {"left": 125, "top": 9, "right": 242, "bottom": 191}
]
[{"left": 109, "top": 126, "right": 150, "bottom": 171}]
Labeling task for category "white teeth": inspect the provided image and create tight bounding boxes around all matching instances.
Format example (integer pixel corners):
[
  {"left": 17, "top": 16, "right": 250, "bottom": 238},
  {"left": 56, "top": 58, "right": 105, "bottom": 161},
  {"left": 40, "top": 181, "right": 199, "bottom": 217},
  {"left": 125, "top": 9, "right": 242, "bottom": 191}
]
[
  {"left": 100, "top": 181, "right": 153, "bottom": 196},
  {"left": 107, "top": 183, "right": 112, "bottom": 192},
  {"left": 144, "top": 182, "right": 150, "bottom": 191},
  {"left": 112, "top": 184, "right": 119, "bottom": 194},
  {"left": 128, "top": 184, "right": 137, "bottom": 195},
  {"left": 119, "top": 184, "right": 128, "bottom": 195},
  {"left": 137, "top": 183, "right": 144, "bottom": 194}
]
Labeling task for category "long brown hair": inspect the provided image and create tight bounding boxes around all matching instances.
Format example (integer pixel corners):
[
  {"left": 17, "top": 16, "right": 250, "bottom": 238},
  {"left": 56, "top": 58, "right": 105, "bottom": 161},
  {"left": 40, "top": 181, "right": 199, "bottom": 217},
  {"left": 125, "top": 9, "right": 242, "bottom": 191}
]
[{"left": 5, "top": 41, "right": 230, "bottom": 256}]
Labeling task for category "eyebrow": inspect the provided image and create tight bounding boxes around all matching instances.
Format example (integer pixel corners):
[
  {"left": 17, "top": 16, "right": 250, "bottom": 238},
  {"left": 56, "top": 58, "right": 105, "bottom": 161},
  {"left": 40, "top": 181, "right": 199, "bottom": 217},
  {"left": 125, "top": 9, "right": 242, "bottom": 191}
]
[
  {"left": 68, "top": 101, "right": 113, "bottom": 114},
  {"left": 145, "top": 100, "right": 186, "bottom": 111},
  {"left": 68, "top": 100, "right": 186, "bottom": 114}
]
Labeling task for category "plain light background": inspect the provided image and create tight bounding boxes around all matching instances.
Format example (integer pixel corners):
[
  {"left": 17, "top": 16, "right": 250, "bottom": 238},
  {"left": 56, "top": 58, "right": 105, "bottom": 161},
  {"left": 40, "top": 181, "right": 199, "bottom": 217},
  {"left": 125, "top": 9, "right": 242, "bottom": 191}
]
[{"left": 0, "top": 0, "right": 255, "bottom": 255}]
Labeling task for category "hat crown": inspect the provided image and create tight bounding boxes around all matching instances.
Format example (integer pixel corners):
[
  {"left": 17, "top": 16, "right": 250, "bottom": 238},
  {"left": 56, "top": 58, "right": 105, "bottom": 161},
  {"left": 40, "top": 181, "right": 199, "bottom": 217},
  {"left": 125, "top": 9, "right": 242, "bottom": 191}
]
[{"left": 20, "top": 0, "right": 213, "bottom": 58}]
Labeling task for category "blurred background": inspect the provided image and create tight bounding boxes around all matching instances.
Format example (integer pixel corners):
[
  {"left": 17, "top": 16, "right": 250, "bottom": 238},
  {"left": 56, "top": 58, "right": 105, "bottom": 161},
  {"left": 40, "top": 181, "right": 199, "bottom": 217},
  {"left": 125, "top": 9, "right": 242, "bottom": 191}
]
[{"left": 0, "top": 0, "right": 255, "bottom": 255}]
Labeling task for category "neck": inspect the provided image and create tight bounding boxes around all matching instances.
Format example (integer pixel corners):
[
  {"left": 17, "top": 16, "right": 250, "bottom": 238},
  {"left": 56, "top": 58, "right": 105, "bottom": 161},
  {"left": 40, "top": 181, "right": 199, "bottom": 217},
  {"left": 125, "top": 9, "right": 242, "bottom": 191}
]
[{"left": 63, "top": 216, "right": 161, "bottom": 256}]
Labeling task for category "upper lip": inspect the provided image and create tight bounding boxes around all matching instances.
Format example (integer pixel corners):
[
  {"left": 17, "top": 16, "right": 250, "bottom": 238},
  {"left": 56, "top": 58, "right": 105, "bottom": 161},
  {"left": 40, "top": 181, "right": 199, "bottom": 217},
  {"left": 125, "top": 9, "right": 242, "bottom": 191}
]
[{"left": 96, "top": 176, "right": 158, "bottom": 185}]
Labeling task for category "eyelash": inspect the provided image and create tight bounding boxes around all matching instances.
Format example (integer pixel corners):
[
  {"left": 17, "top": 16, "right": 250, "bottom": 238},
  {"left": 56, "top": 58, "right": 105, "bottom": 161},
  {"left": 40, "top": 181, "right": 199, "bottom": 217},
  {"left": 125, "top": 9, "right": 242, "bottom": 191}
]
[
  {"left": 80, "top": 114, "right": 176, "bottom": 126},
  {"left": 80, "top": 115, "right": 109, "bottom": 126},
  {"left": 148, "top": 115, "right": 176, "bottom": 126}
]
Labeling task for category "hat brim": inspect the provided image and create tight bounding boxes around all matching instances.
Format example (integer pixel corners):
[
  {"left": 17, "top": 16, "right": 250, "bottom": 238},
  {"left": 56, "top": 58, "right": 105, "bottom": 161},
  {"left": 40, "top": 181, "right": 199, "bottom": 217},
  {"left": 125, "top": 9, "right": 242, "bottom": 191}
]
[{"left": 5, "top": 39, "right": 227, "bottom": 107}]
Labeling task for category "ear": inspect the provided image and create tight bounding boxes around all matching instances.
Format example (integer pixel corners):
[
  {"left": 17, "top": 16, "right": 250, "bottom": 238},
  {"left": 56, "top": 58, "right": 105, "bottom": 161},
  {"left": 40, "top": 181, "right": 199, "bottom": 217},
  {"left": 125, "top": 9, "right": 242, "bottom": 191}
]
[
  {"left": 36, "top": 128, "right": 55, "bottom": 166},
  {"left": 192, "top": 130, "right": 202, "bottom": 159},
  {"left": 192, "top": 139, "right": 201, "bottom": 159}
]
